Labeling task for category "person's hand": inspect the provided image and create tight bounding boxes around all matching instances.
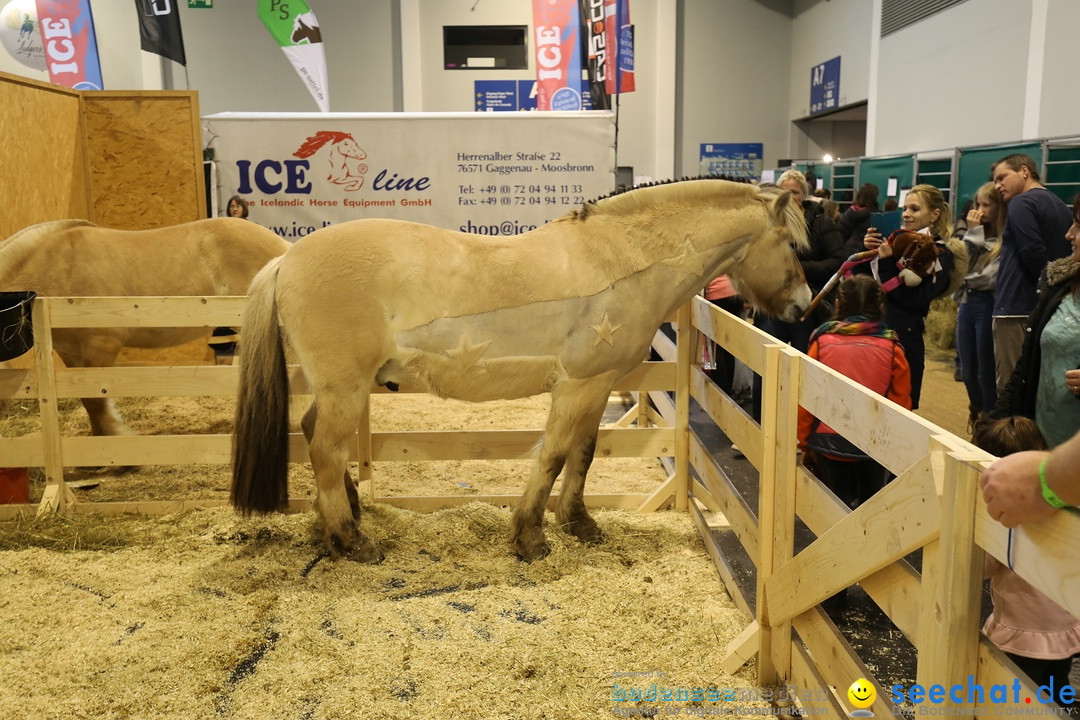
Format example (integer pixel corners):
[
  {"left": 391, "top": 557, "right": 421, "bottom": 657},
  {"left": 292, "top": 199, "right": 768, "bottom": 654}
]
[
  {"left": 864, "top": 228, "right": 883, "bottom": 250},
  {"left": 966, "top": 208, "right": 985, "bottom": 227},
  {"left": 877, "top": 240, "right": 894, "bottom": 259},
  {"left": 1065, "top": 368, "right": 1080, "bottom": 396},
  {"left": 979, "top": 450, "right": 1054, "bottom": 527}
]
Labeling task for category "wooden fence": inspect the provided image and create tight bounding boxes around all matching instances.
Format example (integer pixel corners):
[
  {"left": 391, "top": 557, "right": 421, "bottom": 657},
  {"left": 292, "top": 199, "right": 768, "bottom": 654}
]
[{"left": 2, "top": 294, "right": 1079, "bottom": 716}]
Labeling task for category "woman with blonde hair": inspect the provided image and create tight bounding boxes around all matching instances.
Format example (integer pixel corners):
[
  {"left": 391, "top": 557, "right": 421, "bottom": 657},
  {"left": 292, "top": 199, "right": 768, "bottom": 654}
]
[
  {"left": 859, "top": 183, "right": 968, "bottom": 408},
  {"left": 956, "top": 182, "right": 1005, "bottom": 418}
]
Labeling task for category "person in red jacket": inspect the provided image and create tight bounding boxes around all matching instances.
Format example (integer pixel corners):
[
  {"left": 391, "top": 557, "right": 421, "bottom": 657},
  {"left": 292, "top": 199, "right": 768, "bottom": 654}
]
[{"left": 798, "top": 274, "right": 913, "bottom": 510}]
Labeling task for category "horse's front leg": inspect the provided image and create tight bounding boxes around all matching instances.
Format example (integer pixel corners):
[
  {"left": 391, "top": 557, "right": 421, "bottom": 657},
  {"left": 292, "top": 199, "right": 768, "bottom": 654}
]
[
  {"left": 511, "top": 373, "right": 615, "bottom": 560},
  {"left": 308, "top": 392, "right": 383, "bottom": 564},
  {"left": 555, "top": 432, "right": 604, "bottom": 544}
]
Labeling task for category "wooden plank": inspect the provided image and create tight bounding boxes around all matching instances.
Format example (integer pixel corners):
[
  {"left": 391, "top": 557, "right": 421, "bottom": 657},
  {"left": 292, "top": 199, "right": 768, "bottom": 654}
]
[
  {"left": 974, "top": 638, "right": 1053, "bottom": 712},
  {"left": 611, "top": 361, "right": 675, "bottom": 392},
  {"left": 689, "top": 433, "right": 759, "bottom": 562},
  {"left": 691, "top": 362, "right": 762, "bottom": 471},
  {"left": 0, "top": 436, "right": 46, "bottom": 466},
  {"left": 764, "top": 452, "right": 940, "bottom": 626},
  {"left": 690, "top": 295, "right": 773, "bottom": 375},
  {"left": 0, "top": 366, "right": 35, "bottom": 399},
  {"left": 31, "top": 297, "right": 69, "bottom": 509},
  {"left": 791, "top": 607, "right": 896, "bottom": 717},
  {"left": 788, "top": 640, "right": 850, "bottom": 717},
  {"left": 798, "top": 355, "right": 980, "bottom": 476},
  {"left": 45, "top": 296, "right": 248, "bottom": 328},
  {"left": 53, "top": 364, "right": 238, "bottom": 398},
  {"left": 673, "top": 304, "right": 692, "bottom": 512},
  {"left": 690, "top": 499, "right": 752, "bottom": 617},
  {"left": 376, "top": 493, "right": 647, "bottom": 512},
  {"left": 756, "top": 344, "right": 794, "bottom": 686},
  {"left": 636, "top": 472, "right": 676, "bottom": 512},
  {"left": 795, "top": 463, "right": 921, "bottom": 641},
  {"left": 718, "top": 620, "right": 759, "bottom": 675},
  {"left": 915, "top": 450, "right": 985, "bottom": 708},
  {"left": 372, "top": 427, "right": 674, "bottom": 462},
  {"left": 0, "top": 493, "right": 648, "bottom": 520}
]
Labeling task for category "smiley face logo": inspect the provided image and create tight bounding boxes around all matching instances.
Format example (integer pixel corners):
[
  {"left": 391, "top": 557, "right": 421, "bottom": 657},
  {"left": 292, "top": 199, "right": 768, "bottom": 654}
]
[{"left": 847, "top": 678, "right": 876, "bottom": 713}]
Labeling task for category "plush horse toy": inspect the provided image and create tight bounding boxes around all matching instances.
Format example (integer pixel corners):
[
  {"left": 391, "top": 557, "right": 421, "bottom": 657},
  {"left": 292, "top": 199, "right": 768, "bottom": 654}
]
[
  {"left": 801, "top": 229, "right": 967, "bottom": 322},
  {"left": 883, "top": 230, "right": 940, "bottom": 290}
]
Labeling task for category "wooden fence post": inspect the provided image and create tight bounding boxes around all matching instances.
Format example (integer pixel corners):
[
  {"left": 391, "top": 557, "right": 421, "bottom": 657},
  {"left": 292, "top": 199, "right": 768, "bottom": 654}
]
[
  {"left": 674, "top": 303, "right": 692, "bottom": 513},
  {"left": 32, "top": 297, "right": 74, "bottom": 514},
  {"left": 916, "top": 443, "right": 984, "bottom": 706},
  {"left": 756, "top": 344, "right": 800, "bottom": 686}
]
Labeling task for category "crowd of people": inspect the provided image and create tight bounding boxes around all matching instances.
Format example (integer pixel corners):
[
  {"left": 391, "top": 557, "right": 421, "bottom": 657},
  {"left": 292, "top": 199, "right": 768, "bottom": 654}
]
[{"left": 712, "top": 155, "right": 1079, "bottom": 706}]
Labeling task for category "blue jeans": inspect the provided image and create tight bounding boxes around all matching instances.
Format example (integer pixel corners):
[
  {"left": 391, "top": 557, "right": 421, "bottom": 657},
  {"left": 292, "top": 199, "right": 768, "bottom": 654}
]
[{"left": 956, "top": 291, "right": 997, "bottom": 413}]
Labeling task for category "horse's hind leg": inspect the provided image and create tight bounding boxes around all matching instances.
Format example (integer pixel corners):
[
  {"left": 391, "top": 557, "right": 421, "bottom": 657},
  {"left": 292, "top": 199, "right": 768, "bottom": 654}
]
[
  {"left": 307, "top": 391, "right": 383, "bottom": 564},
  {"left": 511, "top": 373, "right": 615, "bottom": 561},
  {"left": 301, "top": 401, "right": 360, "bottom": 522}
]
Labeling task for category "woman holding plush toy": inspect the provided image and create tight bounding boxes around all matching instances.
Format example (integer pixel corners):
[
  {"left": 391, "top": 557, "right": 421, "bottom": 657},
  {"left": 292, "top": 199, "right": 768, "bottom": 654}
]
[{"left": 858, "top": 184, "right": 968, "bottom": 409}]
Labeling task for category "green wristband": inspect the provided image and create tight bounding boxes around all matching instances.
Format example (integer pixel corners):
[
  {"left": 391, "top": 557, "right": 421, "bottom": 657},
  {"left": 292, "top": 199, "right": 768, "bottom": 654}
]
[{"left": 1040, "top": 456, "right": 1070, "bottom": 509}]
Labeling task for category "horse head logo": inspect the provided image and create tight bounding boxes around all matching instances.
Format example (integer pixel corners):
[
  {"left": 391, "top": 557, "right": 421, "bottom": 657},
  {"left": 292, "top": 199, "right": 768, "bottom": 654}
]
[
  {"left": 19, "top": 14, "right": 33, "bottom": 39},
  {"left": 291, "top": 13, "right": 322, "bottom": 44},
  {"left": 293, "top": 131, "right": 368, "bottom": 191}
]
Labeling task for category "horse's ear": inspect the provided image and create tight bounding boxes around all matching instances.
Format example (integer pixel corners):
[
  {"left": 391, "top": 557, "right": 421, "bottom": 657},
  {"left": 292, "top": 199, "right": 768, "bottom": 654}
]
[{"left": 770, "top": 189, "right": 792, "bottom": 217}]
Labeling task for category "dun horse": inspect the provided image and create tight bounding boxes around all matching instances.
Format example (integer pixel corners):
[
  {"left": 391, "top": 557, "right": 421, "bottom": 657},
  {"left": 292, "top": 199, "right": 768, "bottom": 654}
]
[
  {"left": 0, "top": 218, "right": 290, "bottom": 435},
  {"left": 231, "top": 178, "right": 811, "bottom": 562}
]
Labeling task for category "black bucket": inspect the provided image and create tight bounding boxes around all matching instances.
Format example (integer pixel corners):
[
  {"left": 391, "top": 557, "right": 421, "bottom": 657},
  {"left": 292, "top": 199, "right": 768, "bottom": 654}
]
[{"left": 0, "top": 291, "right": 36, "bottom": 362}]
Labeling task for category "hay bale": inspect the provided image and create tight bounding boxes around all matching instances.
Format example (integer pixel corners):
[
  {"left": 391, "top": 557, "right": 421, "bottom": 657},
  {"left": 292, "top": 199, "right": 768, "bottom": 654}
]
[{"left": 925, "top": 296, "right": 957, "bottom": 351}]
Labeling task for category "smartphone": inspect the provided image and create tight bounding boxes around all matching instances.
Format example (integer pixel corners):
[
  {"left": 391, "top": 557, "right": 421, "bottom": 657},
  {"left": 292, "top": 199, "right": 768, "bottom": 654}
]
[{"left": 869, "top": 210, "right": 903, "bottom": 238}]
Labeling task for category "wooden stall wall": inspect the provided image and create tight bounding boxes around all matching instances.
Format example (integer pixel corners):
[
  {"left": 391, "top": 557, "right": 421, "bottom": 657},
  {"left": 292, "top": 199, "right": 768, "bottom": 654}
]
[
  {"left": 0, "top": 73, "right": 205, "bottom": 240},
  {"left": 82, "top": 92, "right": 206, "bottom": 229},
  {"left": 0, "top": 73, "right": 88, "bottom": 240}
]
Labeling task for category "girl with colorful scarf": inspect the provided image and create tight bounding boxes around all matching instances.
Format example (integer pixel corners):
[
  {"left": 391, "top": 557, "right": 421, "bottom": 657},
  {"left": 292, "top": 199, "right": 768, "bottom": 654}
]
[{"left": 798, "top": 275, "right": 912, "bottom": 510}]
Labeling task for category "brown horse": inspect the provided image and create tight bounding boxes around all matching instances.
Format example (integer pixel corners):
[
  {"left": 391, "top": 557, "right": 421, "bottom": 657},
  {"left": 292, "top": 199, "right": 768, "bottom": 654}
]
[
  {"left": 231, "top": 178, "right": 811, "bottom": 562},
  {"left": 0, "top": 218, "right": 290, "bottom": 435}
]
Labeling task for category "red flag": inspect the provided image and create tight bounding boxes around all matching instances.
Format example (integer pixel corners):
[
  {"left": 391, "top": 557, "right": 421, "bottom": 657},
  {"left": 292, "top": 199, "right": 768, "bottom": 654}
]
[{"left": 532, "top": 0, "right": 583, "bottom": 111}]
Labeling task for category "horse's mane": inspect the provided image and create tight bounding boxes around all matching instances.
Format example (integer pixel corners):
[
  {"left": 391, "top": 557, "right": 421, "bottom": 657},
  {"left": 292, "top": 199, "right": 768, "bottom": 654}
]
[
  {"left": 569, "top": 175, "right": 759, "bottom": 221},
  {"left": 293, "top": 131, "right": 352, "bottom": 159}
]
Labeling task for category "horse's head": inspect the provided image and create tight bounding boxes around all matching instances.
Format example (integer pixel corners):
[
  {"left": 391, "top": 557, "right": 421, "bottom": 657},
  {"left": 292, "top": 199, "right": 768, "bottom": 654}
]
[
  {"left": 335, "top": 136, "right": 367, "bottom": 161},
  {"left": 728, "top": 189, "right": 812, "bottom": 322}
]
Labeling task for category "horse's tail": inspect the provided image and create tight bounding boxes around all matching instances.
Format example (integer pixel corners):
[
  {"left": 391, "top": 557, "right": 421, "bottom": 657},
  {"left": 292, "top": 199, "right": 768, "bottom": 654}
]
[{"left": 231, "top": 256, "right": 290, "bottom": 514}]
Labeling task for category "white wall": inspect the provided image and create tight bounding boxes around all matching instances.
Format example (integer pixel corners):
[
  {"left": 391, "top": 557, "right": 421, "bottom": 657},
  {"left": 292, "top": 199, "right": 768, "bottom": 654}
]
[
  {"left": 676, "top": 0, "right": 793, "bottom": 173},
  {"left": 3, "top": 0, "right": 1077, "bottom": 180},
  {"left": 788, "top": 0, "right": 872, "bottom": 118},
  {"left": 871, "top": 0, "right": 1033, "bottom": 155},
  {"left": 0, "top": 1, "right": 400, "bottom": 112},
  {"left": 1038, "top": 0, "right": 1080, "bottom": 139}
]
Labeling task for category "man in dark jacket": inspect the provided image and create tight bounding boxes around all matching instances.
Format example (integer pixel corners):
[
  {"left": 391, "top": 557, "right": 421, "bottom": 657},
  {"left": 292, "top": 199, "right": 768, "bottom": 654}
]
[{"left": 991, "top": 154, "right": 1073, "bottom": 390}]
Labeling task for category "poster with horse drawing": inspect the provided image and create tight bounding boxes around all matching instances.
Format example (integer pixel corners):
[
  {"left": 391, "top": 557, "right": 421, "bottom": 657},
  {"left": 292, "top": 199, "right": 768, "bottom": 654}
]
[{"left": 204, "top": 112, "right": 615, "bottom": 240}]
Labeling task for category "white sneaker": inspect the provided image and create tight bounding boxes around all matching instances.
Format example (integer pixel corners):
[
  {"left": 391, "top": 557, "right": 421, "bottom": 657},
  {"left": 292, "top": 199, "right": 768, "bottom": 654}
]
[{"left": 731, "top": 443, "right": 745, "bottom": 458}]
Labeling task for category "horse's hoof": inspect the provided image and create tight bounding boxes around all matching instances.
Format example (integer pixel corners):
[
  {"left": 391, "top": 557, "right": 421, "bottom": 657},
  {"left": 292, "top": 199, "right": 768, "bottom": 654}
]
[
  {"left": 565, "top": 516, "right": 604, "bottom": 545},
  {"left": 345, "top": 539, "right": 384, "bottom": 565},
  {"left": 514, "top": 539, "right": 551, "bottom": 563},
  {"left": 573, "top": 523, "right": 604, "bottom": 545}
]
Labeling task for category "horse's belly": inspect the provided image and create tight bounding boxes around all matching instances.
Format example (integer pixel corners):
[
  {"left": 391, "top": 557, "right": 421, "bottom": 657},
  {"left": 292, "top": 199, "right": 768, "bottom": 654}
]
[{"left": 393, "top": 349, "right": 566, "bottom": 402}]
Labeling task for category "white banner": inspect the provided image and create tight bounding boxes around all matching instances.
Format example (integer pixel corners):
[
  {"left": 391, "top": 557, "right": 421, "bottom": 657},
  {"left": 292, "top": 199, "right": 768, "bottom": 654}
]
[{"left": 203, "top": 111, "right": 616, "bottom": 240}]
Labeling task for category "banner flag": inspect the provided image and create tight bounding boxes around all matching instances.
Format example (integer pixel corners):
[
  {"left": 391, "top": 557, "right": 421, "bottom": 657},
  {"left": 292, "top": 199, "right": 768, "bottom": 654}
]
[
  {"left": 580, "top": 0, "right": 610, "bottom": 110},
  {"left": 604, "top": 0, "right": 634, "bottom": 94},
  {"left": 34, "top": 0, "right": 102, "bottom": 90},
  {"left": 135, "top": 0, "right": 186, "bottom": 66},
  {"left": 532, "top": 0, "right": 582, "bottom": 111},
  {"left": 257, "top": 0, "right": 329, "bottom": 112}
]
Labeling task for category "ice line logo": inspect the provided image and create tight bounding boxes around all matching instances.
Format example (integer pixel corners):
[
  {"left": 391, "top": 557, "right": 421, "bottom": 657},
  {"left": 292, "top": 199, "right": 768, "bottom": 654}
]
[
  {"left": 293, "top": 131, "right": 369, "bottom": 191},
  {"left": 848, "top": 678, "right": 876, "bottom": 717}
]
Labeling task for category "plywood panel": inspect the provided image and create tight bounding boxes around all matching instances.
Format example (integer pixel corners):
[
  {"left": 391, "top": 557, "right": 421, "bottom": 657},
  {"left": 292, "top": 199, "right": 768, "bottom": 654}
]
[
  {"left": 0, "top": 72, "right": 88, "bottom": 240},
  {"left": 82, "top": 92, "right": 205, "bottom": 229}
]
